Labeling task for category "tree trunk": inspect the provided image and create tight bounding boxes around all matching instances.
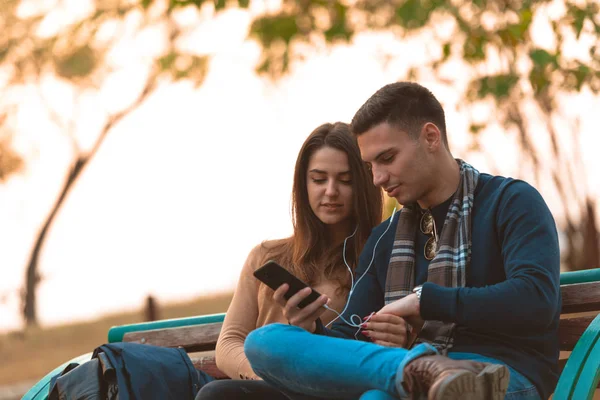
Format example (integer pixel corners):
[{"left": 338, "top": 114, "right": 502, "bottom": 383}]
[
  {"left": 583, "top": 199, "right": 600, "bottom": 270},
  {"left": 21, "top": 71, "right": 158, "bottom": 327},
  {"left": 22, "top": 158, "right": 87, "bottom": 326}
]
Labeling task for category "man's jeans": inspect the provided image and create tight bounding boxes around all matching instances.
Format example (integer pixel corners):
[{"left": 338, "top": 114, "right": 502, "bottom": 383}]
[{"left": 245, "top": 324, "right": 540, "bottom": 400}]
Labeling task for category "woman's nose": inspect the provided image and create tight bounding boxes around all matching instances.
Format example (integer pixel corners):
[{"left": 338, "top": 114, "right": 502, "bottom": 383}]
[{"left": 325, "top": 180, "right": 338, "bottom": 197}]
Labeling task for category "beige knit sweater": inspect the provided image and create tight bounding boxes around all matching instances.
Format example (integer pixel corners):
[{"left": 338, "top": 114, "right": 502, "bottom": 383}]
[{"left": 215, "top": 242, "right": 349, "bottom": 380}]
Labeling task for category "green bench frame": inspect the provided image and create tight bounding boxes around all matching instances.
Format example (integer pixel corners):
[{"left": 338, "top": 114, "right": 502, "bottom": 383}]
[{"left": 23, "top": 269, "right": 600, "bottom": 400}]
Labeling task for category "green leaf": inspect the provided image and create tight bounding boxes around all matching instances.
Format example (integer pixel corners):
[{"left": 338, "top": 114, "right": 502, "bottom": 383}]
[
  {"left": 463, "top": 32, "right": 486, "bottom": 61},
  {"left": 250, "top": 14, "right": 299, "bottom": 46},
  {"left": 568, "top": 5, "right": 587, "bottom": 39},
  {"left": 237, "top": 0, "right": 249, "bottom": 8},
  {"left": 395, "top": 0, "right": 434, "bottom": 30},
  {"left": 573, "top": 64, "right": 590, "bottom": 90},
  {"left": 324, "top": 23, "right": 351, "bottom": 41},
  {"left": 324, "top": 3, "right": 352, "bottom": 42},
  {"left": 519, "top": 8, "right": 533, "bottom": 29},
  {"left": 158, "top": 52, "right": 177, "bottom": 70},
  {"left": 407, "top": 67, "right": 418, "bottom": 80},
  {"left": 177, "top": 0, "right": 207, "bottom": 7},
  {"left": 473, "top": 74, "right": 519, "bottom": 100},
  {"left": 54, "top": 46, "right": 97, "bottom": 79},
  {"left": 508, "top": 22, "right": 527, "bottom": 41},
  {"left": 177, "top": 55, "right": 209, "bottom": 86},
  {"left": 442, "top": 42, "right": 451, "bottom": 61},
  {"left": 498, "top": 23, "right": 526, "bottom": 47},
  {"left": 529, "top": 49, "right": 557, "bottom": 68},
  {"left": 142, "top": 0, "right": 154, "bottom": 9},
  {"left": 256, "top": 57, "right": 271, "bottom": 75},
  {"left": 469, "top": 124, "right": 485, "bottom": 134},
  {"left": 214, "top": 0, "right": 226, "bottom": 10},
  {"left": 529, "top": 68, "right": 551, "bottom": 96}
]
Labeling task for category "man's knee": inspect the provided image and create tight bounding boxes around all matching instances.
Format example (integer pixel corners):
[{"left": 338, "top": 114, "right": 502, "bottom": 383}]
[{"left": 359, "top": 389, "right": 397, "bottom": 400}]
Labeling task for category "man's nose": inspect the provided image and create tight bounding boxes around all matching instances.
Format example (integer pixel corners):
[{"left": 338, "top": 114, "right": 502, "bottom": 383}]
[{"left": 372, "top": 166, "right": 388, "bottom": 187}]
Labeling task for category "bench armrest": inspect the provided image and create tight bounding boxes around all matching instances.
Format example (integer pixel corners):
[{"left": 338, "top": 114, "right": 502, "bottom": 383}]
[{"left": 554, "top": 313, "right": 600, "bottom": 400}]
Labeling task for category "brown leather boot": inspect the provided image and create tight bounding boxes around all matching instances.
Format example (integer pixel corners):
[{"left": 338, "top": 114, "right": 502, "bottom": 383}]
[{"left": 400, "top": 355, "right": 509, "bottom": 400}]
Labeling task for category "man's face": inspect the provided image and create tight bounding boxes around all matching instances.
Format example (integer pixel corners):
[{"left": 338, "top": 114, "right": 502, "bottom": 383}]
[{"left": 357, "top": 122, "right": 431, "bottom": 205}]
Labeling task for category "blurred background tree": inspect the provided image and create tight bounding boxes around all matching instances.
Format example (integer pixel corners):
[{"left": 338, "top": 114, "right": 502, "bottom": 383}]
[
  {"left": 219, "top": 0, "right": 598, "bottom": 272},
  {"left": 0, "top": 0, "right": 246, "bottom": 326},
  {"left": 1, "top": 0, "right": 598, "bottom": 327},
  {"left": 0, "top": 118, "right": 24, "bottom": 181}
]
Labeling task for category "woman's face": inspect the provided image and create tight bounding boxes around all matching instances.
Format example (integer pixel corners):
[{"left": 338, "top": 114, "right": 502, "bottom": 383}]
[{"left": 306, "top": 146, "right": 353, "bottom": 230}]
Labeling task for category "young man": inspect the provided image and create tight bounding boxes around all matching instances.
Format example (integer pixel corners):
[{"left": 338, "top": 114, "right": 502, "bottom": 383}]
[{"left": 244, "top": 82, "right": 560, "bottom": 400}]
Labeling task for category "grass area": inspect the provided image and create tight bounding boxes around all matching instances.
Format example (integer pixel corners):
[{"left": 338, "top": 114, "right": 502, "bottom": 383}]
[{"left": 0, "top": 292, "right": 233, "bottom": 386}]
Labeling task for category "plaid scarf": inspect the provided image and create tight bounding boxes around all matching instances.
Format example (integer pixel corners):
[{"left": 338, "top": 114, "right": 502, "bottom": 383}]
[{"left": 384, "top": 160, "right": 480, "bottom": 353}]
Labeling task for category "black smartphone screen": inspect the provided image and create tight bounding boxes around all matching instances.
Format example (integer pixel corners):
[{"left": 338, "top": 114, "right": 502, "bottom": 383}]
[{"left": 253, "top": 260, "right": 322, "bottom": 308}]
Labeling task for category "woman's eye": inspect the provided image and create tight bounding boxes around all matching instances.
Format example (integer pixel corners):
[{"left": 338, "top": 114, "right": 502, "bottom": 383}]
[
  {"left": 382, "top": 154, "right": 394, "bottom": 163},
  {"left": 340, "top": 180, "right": 352, "bottom": 185},
  {"left": 312, "top": 178, "right": 326, "bottom": 183}
]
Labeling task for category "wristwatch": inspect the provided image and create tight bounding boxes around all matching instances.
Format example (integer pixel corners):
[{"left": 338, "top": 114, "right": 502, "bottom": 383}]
[{"left": 412, "top": 285, "right": 423, "bottom": 303}]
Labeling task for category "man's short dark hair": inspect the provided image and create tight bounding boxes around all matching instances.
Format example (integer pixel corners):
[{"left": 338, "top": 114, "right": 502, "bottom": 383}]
[{"left": 351, "top": 82, "right": 448, "bottom": 148}]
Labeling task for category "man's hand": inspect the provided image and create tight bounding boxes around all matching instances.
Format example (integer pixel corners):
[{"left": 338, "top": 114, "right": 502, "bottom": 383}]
[
  {"left": 377, "top": 293, "right": 425, "bottom": 334},
  {"left": 273, "top": 284, "right": 329, "bottom": 332},
  {"left": 360, "top": 314, "right": 409, "bottom": 347}
]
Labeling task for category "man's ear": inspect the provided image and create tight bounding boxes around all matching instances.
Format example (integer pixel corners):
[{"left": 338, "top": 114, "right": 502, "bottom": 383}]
[{"left": 421, "top": 122, "right": 442, "bottom": 152}]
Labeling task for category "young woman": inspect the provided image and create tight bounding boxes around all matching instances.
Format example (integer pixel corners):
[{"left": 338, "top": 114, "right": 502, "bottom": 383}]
[{"left": 196, "top": 122, "right": 382, "bottom": 399}]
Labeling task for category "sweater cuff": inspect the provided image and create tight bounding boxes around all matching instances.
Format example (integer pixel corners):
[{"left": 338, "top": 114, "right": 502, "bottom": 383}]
[{"left": 421, "top": 282, "right": 459, "bottom": 322}]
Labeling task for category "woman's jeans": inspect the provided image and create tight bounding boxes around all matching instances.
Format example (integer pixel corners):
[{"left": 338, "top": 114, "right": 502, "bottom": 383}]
[{"left": 245, "top": 323, "right": 541, "bottom": 400}]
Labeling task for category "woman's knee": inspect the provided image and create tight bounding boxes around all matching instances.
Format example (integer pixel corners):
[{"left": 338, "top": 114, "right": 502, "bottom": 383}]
[
  {"left": 196, "top": 379, "right": 290, "bottom": 400},
  {"left": 245, "top": 324, "right": 288, "bottom": 358}
]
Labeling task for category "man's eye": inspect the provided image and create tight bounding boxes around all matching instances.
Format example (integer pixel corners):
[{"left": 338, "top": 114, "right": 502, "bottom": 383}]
[{"left": 381, "top": 154, "right": 394, "bottom": 163}]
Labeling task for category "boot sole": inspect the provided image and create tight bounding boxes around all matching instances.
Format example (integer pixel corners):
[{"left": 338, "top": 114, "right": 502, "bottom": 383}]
[{"left": 430, "top": 364, "right": 510, "bottom": 400}]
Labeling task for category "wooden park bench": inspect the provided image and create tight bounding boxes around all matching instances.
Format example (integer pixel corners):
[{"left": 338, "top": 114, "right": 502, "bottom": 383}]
[{"left": 23, "top": 269, "right": 600, "bottom": 400}]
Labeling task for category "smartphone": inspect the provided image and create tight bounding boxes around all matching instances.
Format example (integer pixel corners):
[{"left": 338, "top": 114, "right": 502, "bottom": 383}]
[{"left": 253, "top": 260, "right": 323, "bottom": 308}]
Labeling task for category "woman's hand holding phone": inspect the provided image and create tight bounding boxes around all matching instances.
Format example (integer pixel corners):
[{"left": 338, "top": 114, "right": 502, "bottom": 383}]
[
  {"left": 272, "top": 283, "right": 329, "bottom": 333},
  {"left": 253, "top": 261, "right": 330, "bottom": 332}
]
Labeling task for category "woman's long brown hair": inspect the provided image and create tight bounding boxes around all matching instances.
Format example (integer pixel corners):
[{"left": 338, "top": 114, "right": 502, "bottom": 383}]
[{"left": 263, "top": 122, "right": 382, "bottom": 293}]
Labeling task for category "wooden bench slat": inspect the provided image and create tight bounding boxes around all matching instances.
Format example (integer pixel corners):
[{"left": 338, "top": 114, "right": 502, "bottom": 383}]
[
  {"left": 122, "top": 322, "right": 223, "bottom": 352},
  {"left": 561, "top": 281, "right": 600, "bottom": 313},
  {"left": 188, "top": 351, "right": 228, "bottom": 380},
  {"left": 559, "top": 315, "right": 598, "bottom": 351}
]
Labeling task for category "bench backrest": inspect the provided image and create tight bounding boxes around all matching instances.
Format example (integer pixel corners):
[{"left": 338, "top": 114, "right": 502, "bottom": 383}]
[
  {"left": 122, "top": 280, "right": 600, "bottom": 350},
  {"left": 119, "top": 279, "right": 600, "bottom": 385}
]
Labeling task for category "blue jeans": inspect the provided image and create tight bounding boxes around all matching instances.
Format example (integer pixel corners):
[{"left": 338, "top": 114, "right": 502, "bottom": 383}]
[{"left": 245, "top": 324, "right": 540, "bottom": 400}]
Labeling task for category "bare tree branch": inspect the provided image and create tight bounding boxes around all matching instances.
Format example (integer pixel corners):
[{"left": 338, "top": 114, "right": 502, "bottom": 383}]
[{"left": 22, "top": 64, "right": 162, "bottom": 326}]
